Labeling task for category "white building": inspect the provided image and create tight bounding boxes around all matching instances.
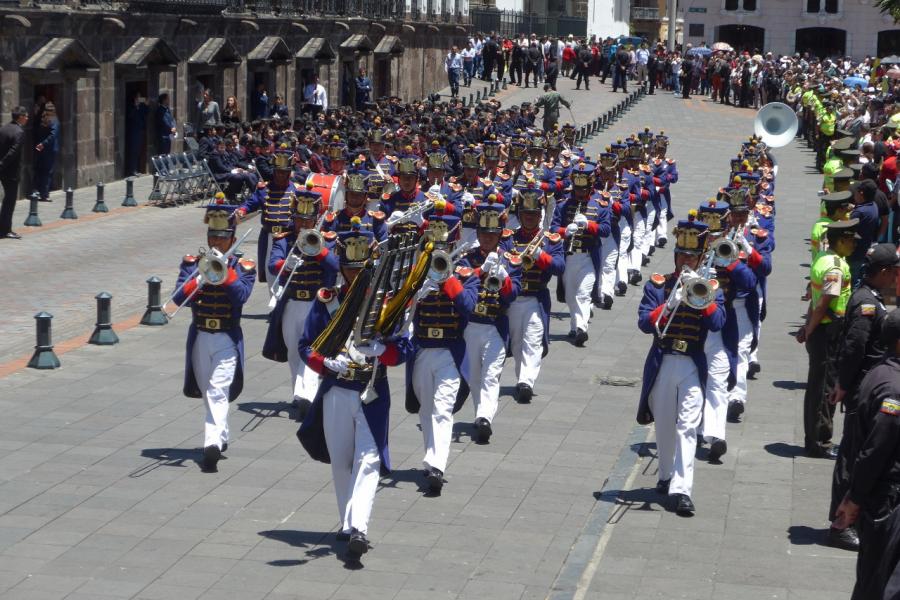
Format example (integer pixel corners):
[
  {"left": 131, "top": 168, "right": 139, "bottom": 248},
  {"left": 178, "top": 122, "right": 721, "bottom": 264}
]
[
  {"left": 588, "top": 0, "right": 631, "bottom": 38},
  {"left": 676, "top": 0, "right": 900, "bottom": 58}
]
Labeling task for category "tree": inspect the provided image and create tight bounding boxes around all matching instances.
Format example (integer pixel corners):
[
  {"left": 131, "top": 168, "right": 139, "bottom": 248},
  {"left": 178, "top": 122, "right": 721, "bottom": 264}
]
[{"left": 876, "top": 0, "right": 900, "bottom": 23}]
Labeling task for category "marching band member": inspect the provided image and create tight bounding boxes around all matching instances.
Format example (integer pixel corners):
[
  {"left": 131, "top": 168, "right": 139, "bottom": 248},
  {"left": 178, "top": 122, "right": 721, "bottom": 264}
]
[
  {"left": 325, "top": 136, "right": 348, "bottom": 176},
  {"left": 171, "top": 199, "right": 256, "bottom": 472},
  {"left": 406, "top": 214, "right": 479, "bottom": 494},
  {"left": 385, "top": 151, "right": 429, "bottom": 234},
  {"left": 365, "top": 126, "right": 396, "bottom": 178},
  {"left": 262, "top": 185, "right": 339, "bottom": 420},
  {"left": 458, "top": 201, "right": 522, "bottom": 443},
  {"left": 624, "top": 165, "right": 650, "bottom": 286},
  {"left": 613, "top": 180, "right": 635, "bottom": 298},
  {"left": 322, "top": 162, "right": 387, "bottom": 242},
  {"left": 297, "top": 225, "right": 412, "bottom": 558},
  {"left": 551, "top": 162, "right": 611, "bottom": 346},
  {"left": 507, "top": 184, "right": 565, "bottom": 403},
  {"left": 442, "top": 146, "right": 494, "bottom": 245},
  {"left": 236, "top": 148, "right": 298, "bottom": 285},
  {"left": 637, "top": 214, "right": 726, "bottom": 515}
]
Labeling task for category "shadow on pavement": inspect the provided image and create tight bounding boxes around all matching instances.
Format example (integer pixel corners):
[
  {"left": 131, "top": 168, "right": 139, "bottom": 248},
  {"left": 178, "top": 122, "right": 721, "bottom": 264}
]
[
  {"left": 238, "top": 401, "right": 293, "bottom": 432},
  {"left": 787, "top": 525, "right": 831, "bottom": 547},
  {"left": 772, "top": 380, "right": 806, "bottom": 391},
  {"left": 765, "top": 442, "right": 806, "bottom": 458},
  {"left": 131, "top": 447, "right": 201, "bottom": 477},
  {"left": 258, "top": 529, "right": 337, "bottom": 566}
]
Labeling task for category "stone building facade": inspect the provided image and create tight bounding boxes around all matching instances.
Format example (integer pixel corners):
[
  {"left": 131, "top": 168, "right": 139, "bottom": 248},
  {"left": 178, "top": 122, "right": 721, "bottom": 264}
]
[{"left": 0, "top": 4, "right": 471, "bottom": 190}]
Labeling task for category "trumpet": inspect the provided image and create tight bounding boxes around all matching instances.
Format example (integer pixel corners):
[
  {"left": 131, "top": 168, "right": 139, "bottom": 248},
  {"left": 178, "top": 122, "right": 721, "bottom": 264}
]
[
  {"left": 567, "top": 199, "right": 585, "bottom": 254},
  {"left": 165, "top": 228, "right": 253, "bottom": 319},
  {"left": 512, "top": 230, "right": 545, "bottom": 270},
  {"left": 654, "top": 266, "right": 717, "bottom": 338},
  {"left": 428, "top": 241, "right": 477, "bottom": 284},
  {"left": 267, "top": 229, "right": 326, "bottom": 308},
  {"left": 388, "top": 197, "right": 435, "bottom": 228},
  {"left": 483, "top": 252, "right": 521, "bottom": 292}
]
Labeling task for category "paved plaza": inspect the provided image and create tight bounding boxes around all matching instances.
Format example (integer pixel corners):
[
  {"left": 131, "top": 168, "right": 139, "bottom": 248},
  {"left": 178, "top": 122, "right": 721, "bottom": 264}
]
[{"left": 0, "top": 77, "right": 856, "bottom": 600}]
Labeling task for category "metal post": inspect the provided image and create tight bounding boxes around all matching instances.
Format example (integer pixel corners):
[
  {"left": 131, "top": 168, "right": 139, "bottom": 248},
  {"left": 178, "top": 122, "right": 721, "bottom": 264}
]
[
  {"left": 476, "top": 90, "right": 481, "bottom": 102},
  {"left": 122, "top": 177, "right": 137, "bottom": 207},
  {"left": 469, "top": 93, "right": 474, "bottom": 106},
  {"left": 24, "top": 192, "right": 42, "bottom": 227},
  {"left": 88, "top": 292, "right": 119, "bottom": 345},
  {"left": 140, "top": 276, "right": 169, "bottom": 326},
  {"left": 60, "top": 187, "right": 77, "bottom": 219},
  {"left": 27, "top": 312, "right": 60, "bottom": 369},
  {"left": 502, "top": 78, "right": 507, "bottom": 90},
  {"left": 667, "top": 0, "right": 678, "bottom": 51},
  {"left": 93, "top": 182, "right": 108, "bottom": 213}
]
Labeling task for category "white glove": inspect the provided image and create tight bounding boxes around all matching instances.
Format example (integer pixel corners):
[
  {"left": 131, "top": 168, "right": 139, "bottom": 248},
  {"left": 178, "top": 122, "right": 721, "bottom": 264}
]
[
  {"left": 735, "top": 232, "right": 753, "bottom": 255},
  {"left": 665, "top": 287, "right": 684, "bottom": 311},
  {"left": 356, "top": 341, "right": 386, "bottom": 358},
  {"left": 574, "top": 213, "right": 588, "bottom": 227},
  {"left": 284, "top": 253, "right": 302, "bottom": 271},
  {"left": 530, "top": 243, "right": 544, "bottom": 261},
  {"left": 481, "top": 251, "right": 499, "bottom": 272},
  {"left": 565, "top": 223, "right": 579, "bottom": 238},
  {"left": 462, "top": 191, "right": 476, "bottom": 208},
  {"left": 428, "top": 184, "right": 442, "bottom": 196},
  {"left": 386, "top": 210, "right": 405, "bottom": 228},
  {"left": 419, "top": 279, "right": 438, "bottom": 297},
  {"left": 495, "top": 264, "right": 509, "bottom": 281},
  {"left": 323, "top": 355, "right": 351, "bottom": 375}
]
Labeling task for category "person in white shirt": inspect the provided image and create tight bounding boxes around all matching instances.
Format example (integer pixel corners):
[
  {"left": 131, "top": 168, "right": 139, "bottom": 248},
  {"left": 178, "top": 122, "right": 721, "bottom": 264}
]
[
  {"left": 635, "top": 43, "right": 650, "bottom": 83},
  {"left": 303, "top": 73, "right": 327, "bottom": 116},
  {"left": 461, "top": 42, "right": 476, "bottom": 87}
]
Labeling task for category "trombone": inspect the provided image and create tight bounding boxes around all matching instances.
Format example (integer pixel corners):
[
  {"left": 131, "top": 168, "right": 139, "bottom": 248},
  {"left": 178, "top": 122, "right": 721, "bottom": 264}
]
[
  {"left": 654, "top": 266, "right": 717, "bottom": 338},
  {"left": 268, "top": 209, "right": 330, "bottom": 308},
  {"left": 165, "top": 228, "right": 253, "bottom": 319}
]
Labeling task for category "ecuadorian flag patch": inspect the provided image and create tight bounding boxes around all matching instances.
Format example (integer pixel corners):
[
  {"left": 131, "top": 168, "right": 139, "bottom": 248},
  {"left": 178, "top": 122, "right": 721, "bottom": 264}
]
[
  {"left": 880, "top": 398, "right": 900, "bottom": 416},
  {"left": 861, "top": 304, "right": 876, "bottom": 317}
]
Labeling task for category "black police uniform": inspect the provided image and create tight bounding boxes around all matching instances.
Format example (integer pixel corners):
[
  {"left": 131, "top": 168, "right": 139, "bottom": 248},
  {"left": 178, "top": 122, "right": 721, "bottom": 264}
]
[
  {"left": 831, "top": 282, "right": 889, "bottom": 522},
  {"left": 847, "top": 353, "right": 900, "bottom": 600}
]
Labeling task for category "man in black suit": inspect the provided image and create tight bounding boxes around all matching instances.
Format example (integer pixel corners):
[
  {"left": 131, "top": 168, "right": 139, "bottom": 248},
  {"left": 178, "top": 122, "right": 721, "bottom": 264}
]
[{"left": 0, "top": 106, "right": 28, "bottom": 239}]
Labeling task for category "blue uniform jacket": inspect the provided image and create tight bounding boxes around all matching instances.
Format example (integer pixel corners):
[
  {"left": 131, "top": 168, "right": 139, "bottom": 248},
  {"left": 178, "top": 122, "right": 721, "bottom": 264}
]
[
  {"left": 296, "top": 290, "right": 413, "bottom": 473},
  {"left": 262, "top": 235, "right": 340, "bottom": 361},
  {"left": 637, "top": 273, "right": 726, "bottom": 424},
  {"left": 173, "top": 255, "right": 256, "bottom": 401},
  {"left": 716, "top": 256, "right": 760, "bottom": 384},
  {"left": 551, "top": 194, "right": 612, "bottom": 279}
]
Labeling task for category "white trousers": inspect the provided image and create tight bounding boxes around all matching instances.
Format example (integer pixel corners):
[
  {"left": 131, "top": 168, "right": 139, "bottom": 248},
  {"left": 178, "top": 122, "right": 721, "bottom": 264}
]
[
  {"left": 507, "top": 296, "right": 544, "bottom": 387},
  {"left": 641, "top": 206, "right": 656, "bottom": 256},
  {"left": 630, "top": 213, "right": 647, "bottom": 269},
  {"left": 749, "top": 296, "right": 763, "bottom": 364},
  {"left": 702, "top": 330, "right": 730, "bottom": 442},
  {"left": 564, "top": 252, "right": 595, "bottom": 332},
  {"left": 599, "top": 235, "right": 618, "bottom": 297},
  {"left": 191, "top": 331, "right": 237, "bottom": 450},
  {"left": 282, "top": 299, "right": 321, "bottom": 401},
  {"left": 413, "top": 347, "right": 460, "bottom": 472},
  {"left": 729, "top": 298, "right": 754, "bottom": 406},
  {"left": 648, "top": 354, "right": 703, "bottom": 497},
  {"left": 322, "top": 385, "right": 380, "bottom": 535},
  {"left": 463, "top": 322, "right": 505, "bottom": 424},
  {"left": 654, "top": 193, "right": 669, "bottom": 243},
  {"left": 617, "top": 218, "right": 633, "bottom": 283}
]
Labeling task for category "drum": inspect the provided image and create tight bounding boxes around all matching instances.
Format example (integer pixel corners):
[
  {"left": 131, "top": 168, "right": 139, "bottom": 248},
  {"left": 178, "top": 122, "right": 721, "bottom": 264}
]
[{"left": 306, "top": 173, "right": 345, "bottom": 213}]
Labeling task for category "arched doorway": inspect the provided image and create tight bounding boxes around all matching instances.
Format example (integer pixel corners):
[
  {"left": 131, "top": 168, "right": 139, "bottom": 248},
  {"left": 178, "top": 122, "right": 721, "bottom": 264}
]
[
  {"left": 716, "top": 25, "right": 765, "bottom": 54},
  {"left": 878, "top": 30, "right": 900, "bottom": 57},
  {"left": 796, "top": 27, "right": 846, "bottom": 58}
]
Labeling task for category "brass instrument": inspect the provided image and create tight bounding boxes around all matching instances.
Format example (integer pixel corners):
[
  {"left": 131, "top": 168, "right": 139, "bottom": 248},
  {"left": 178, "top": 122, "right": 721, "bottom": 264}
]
[
  {"left": 268, "top": 209, "right": 330, "bottom": 309},
  {"left": 389, "top": 197, "right": 435, "bottom": 228},
  {"left": 428, "top": 241, "right": 477, "bottom": 283},
  {"left": 483, "top": 252, "right": 521, "bottom": 292},
  {"left": 509, "top": 229, "right": 545, "bottom": 270},
  {"left": 567, "top": 199, "right": 585, "bottom": 254},
  {"left": 654, "top": 266, "right": 717, "bottom": 338},
  {"left": 165, "top": 228, "right": 253, "bottom": 319},
  {"left": 710, "top": 228, "right": 740, "bottom": 268}
]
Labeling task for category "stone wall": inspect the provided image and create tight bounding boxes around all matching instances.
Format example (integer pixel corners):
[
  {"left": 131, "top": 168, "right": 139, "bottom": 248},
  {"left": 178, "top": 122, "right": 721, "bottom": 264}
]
[{"left": 0, "top": 9, "right": 471, "bottom": 190}]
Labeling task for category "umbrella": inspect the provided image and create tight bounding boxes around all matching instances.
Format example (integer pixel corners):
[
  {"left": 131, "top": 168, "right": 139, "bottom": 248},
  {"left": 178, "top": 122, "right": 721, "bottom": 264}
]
[
  {"left": 712, "top": 42, "right": 733, "bottom": 52},
  {"left": 882, "top": 55, "right": 900, "bottom": 64},
  {"left": 888, "top": 68, "right": 900, "bottom": 80},
  {"left": 687, "top": 47, "right": 712, "bottom": 57},
  {"left": 843, "top": 76, "right": 868, "bottom": 88}
]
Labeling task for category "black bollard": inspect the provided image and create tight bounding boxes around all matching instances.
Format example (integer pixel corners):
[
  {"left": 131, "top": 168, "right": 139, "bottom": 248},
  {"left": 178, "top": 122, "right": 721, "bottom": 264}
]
[
  {"left": 140, "top": 276, "right": 169, "bottom": 326},
  {"left": 28, "top": 312, "right": 60, "bottom": 369},
  {"left": 593, "top": 117, "right": 601, "bottom": 132},
  {"left": 122, "top": 177, "right": 137, "bottom": 207},
  {"left": 475, "top": 90, "right": 481, "bottom": 102},
  {"left": 502, "top": 79, "right": 507, "bottom": 90},
  {"left": 24, "top": 191, "right": 42, "bottom": 227},
  {"left": 469, "top": 93, "right": 474, "bottom": 106},
  {"left": 148, "top": 174, "right": 162, "bottom": 203},
  {"left": 60, "top": 187, "right": 77, "bottom": 219},
  {"left": 88, "top": 292, "right": 119, "bottom": 345},
  {"left": 93, "top": 182, "right": 108, "bottom": 213}
]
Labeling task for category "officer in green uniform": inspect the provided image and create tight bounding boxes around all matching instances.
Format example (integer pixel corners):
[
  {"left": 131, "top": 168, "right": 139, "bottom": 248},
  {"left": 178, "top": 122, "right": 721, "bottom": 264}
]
[
  {"left": 811, "top": 192, "right": 852, "bottom": 262},
  {"left": 533, "top": 84, "right": 572, "bottom": 133},
  {"left": 797, "top": 219, "right": 859, "bottom": 458}
]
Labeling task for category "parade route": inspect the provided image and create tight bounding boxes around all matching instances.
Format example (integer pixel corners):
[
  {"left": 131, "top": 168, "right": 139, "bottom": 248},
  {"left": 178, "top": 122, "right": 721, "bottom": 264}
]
[{"left": 0, "top": 77, "right": 856, "bottom": 600}]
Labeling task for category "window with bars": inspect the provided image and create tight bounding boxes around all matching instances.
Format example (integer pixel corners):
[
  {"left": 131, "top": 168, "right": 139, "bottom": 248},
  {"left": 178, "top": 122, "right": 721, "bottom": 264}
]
[{"left": 806, "top": 0, "right": 838, "bottom": 13}]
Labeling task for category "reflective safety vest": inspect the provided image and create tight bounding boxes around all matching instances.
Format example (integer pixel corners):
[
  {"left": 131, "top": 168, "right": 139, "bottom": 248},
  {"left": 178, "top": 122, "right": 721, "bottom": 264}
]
[{"left": 810, "top": 250, "right": 850, "bottom": 324}]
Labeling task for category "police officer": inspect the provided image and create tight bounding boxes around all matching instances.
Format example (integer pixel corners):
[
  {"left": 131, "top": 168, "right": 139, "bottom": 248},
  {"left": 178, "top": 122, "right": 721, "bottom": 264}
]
[
  {"left": 797, "top": 219, "right": 859, "bottom": 458},
  {"left": 507, "top": 184, "right": 565, "bottom": 404},
  {"left": 262, "top": 186, "right": 339, "bottom": 421},
  {"left": 169, "top": 199, "right": 256, "bottom": 472},
  {"left": 827, "top": 243, "right": 899, "bottom": 550},
  {"left": 405, "top": 215, "right": 478, "bottom": 494},
  {"left": 811, "top": 192, "right": 852, "bottom": 262},
  {"left": 637, "top": 212, "right": 726, "bottom": 515},
  {"left": 833, "top": 309, "right": 900, "bottom": 600},
  {"left": 236, "top": 149, "right": 298, "bottom": 285},
  {"left": 297, "top": 225, "right": 411, "bottom": 558},
  {"left": 458, "top": 202, "right": 522, "bottom": 443}
]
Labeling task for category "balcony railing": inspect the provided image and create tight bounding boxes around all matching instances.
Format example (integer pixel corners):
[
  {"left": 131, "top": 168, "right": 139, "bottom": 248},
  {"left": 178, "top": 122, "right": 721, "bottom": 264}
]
[{"left": 630, "top": 5, "right": 660, "bottom": 19}]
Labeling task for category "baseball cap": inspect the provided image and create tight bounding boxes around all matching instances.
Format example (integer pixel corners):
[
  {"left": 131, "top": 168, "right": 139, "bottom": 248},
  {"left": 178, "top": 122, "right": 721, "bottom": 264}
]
[{"left": 865, "top": 243, "right": 900, "bottom": 269}]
